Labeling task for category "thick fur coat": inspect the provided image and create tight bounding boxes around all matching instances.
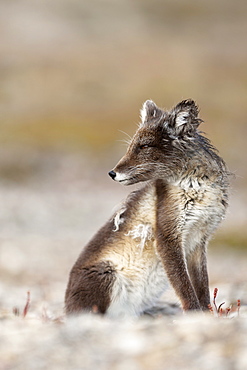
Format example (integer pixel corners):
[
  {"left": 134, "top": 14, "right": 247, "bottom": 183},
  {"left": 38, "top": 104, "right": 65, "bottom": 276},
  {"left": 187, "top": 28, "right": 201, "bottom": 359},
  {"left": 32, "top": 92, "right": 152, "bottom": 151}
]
[{"left": 65, "top": 99, "right": 230, "bottom": 318}]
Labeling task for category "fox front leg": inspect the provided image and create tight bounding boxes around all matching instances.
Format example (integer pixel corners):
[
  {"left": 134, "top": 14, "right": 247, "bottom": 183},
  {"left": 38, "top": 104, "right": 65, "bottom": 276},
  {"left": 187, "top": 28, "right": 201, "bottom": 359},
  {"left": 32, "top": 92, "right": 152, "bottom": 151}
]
[
  {"left": 156, "top": 233, "right": 201, "bottom": 311},
  {"left": 155, "top": 182, "right": 201, "bottom": 311},
  {"left": 186, "top": 243, "right": 210, "bottom": 311}
]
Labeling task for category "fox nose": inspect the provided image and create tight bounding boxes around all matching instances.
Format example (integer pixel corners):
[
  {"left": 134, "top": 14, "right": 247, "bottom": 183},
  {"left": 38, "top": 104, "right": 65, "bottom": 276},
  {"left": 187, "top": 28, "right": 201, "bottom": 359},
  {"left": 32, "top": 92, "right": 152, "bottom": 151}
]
[{"left": 108, "top": 170, "right": 116, "bottom": 180}]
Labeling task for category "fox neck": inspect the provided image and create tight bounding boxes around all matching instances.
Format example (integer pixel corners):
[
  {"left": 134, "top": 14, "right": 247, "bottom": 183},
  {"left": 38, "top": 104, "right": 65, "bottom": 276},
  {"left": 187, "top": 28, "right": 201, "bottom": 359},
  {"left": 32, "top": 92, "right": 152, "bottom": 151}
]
[{"left": 166, "top": 163, "right": 224, "bottom": 192}]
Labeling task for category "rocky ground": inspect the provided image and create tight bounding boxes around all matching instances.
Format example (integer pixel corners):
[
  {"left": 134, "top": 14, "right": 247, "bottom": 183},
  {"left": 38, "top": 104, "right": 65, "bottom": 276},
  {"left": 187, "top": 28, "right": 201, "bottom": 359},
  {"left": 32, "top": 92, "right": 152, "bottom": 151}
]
[{"left": 1, "top": 311, "right": 247, "bottom": 370}]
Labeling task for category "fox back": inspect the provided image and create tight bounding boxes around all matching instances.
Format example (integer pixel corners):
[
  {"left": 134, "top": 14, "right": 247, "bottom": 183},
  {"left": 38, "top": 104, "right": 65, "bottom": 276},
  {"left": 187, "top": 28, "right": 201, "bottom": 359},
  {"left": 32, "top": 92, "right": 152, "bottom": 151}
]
[{"left": 65, "top": 99, "right": 230, "bottom": 318}]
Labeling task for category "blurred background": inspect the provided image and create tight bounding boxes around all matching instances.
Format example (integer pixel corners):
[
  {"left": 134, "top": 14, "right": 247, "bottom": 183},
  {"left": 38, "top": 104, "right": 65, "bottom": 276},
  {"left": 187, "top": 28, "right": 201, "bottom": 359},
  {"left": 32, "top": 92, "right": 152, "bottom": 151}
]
[{"left": 0, "top": 0, "right": 247, "bottom": 313}]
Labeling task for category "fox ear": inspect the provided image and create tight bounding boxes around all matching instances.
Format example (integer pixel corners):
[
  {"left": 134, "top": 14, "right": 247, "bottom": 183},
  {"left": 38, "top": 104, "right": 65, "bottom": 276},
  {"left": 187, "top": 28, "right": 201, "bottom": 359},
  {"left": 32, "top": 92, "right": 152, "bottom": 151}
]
[
  {"left": 140, "top": 100, "right": 162, "bottom": 125},
  {"left": 168, "top": 99, "right": 202, "bottom": 136}
]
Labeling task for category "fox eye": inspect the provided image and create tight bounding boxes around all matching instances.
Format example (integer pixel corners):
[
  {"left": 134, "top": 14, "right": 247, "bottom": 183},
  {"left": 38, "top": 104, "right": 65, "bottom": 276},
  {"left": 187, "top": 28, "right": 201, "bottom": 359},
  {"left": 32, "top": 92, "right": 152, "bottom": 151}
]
[{"left": 140, "top": 144, "right": 150, "bottom": 149}]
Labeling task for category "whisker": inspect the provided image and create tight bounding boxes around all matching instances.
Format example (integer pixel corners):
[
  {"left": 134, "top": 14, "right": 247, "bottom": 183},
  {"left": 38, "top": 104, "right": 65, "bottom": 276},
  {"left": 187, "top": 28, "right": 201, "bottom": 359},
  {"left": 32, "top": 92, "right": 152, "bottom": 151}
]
[
  {"left": 117, "top": 139, "right": 131, "bottom": 146},
  {"left": 118, "top": 130, "right": 132, "bottom": 141}
]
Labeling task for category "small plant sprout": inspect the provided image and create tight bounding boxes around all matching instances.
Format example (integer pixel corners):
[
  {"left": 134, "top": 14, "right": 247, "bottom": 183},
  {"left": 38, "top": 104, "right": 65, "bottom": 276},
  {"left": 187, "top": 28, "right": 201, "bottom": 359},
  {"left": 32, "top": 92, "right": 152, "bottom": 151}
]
[
  {"left": 23, "top": 291, "right": 31, "bottom": 318},
  {"left": 208, "top": 288, "right": 241, "bottom": 318},
  {"left": 13, "top": 291, "right": 31, "bottom": 318}
]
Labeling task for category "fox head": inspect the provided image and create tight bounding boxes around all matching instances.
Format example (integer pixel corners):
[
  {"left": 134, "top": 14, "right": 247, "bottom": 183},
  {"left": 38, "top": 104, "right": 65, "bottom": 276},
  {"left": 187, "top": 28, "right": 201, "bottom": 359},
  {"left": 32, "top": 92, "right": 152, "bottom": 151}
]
[{"left": 109, "top": 99, "right": 207, "bottom": 185}]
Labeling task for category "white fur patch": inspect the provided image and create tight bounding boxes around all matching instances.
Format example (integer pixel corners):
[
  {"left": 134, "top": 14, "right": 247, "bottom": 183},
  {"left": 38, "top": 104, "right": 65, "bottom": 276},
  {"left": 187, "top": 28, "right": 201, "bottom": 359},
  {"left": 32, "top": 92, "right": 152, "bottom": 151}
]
[
  {"left": 140, "top": 103, "right": 147, "bottom": 124},
  {"left": 140, "top": 100, "right": 156, "bottom": 125},
  {"left": 175, "top": 111, "right": 189, "bottom": 127},
  {"left": 114, "top": 172, "right": 129, "bottom": 183},
  {"left": 106, "top": 259, "right": 168, "bottom": 319},
  {"left": 178, "top": 177, "right": 202, "bottom": 192},
  {"left": 126, "top": 224, "right": 153, "bottom": 252},
  {"left": 113, "top": 207, "right": 126, "bottom": 232}
]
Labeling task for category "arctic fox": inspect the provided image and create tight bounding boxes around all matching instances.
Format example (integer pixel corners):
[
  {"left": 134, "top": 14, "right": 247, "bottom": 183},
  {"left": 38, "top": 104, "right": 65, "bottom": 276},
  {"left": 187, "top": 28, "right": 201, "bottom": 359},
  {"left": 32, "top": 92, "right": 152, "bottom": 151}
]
[{"left": 65, "top": 99, "right": 229, "bottom": 318}]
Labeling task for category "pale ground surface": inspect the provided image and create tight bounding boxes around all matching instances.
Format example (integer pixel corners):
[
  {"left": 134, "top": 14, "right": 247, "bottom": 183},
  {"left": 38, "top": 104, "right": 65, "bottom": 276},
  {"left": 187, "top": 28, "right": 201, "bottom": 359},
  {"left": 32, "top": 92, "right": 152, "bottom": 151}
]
[{"left": 0, "top": 154, "right": 247, "bottom": 370}]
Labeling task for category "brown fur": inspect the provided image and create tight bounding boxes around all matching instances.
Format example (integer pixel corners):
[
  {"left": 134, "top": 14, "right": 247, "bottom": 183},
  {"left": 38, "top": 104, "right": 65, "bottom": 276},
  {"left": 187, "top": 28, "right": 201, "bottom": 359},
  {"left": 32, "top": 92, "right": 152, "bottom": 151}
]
[{"left": 65, "top": 99, "right": 230, "bottom": 317}]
